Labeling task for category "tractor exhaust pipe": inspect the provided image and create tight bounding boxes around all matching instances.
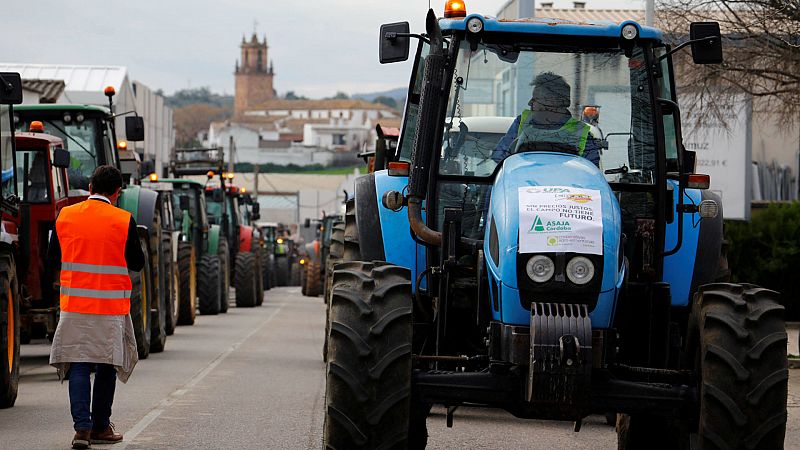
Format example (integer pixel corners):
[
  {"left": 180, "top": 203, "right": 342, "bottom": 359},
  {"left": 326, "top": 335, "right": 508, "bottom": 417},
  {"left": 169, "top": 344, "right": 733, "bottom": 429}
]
[
  {"left": 407, "top": 9, "right": 445, "bottom": 247},
  {"left": 409, "top": 197, "right": 441, "bottom": 246}
]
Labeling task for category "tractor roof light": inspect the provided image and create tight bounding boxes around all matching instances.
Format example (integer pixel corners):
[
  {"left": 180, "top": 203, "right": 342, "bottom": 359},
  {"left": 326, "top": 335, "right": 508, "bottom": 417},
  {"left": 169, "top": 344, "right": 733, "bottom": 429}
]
[
  {"left": 467, "top": 17, "right": 483, "bottom": 33},
  {"left": 226, "top": 172, "right": 235, "bottom": 180},
  {"left": 104, "top": 86, "right": 116, "bottom": 97},
  {"left": 277, "top": 238, "right": 284, "bottom": 244},
  {"left": 149, "top": 173, "right": 158, "bottom": 182},
  {"left": 299, "top": 258, "right": 306, "bottom": 265},
  {"left": 117, "top": 140, "right": 128, "bottom": 150},
  {"left": 621, "top": 24, "right": 638, "bottom": 40},
  {"left": 29, "top": 121, "right": 44, "bottom": 133},
  {"left": 444, "top": 0, "right": 467, "bottom": 18},
  {"left": 207, "top": 170, "right": 215, "bottom": 179}
]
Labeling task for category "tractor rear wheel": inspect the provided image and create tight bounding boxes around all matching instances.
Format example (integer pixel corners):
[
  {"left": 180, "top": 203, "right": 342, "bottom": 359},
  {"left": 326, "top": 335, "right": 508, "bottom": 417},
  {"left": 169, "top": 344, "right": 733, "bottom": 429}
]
[
  {"left": 149, "top": 239, "right": 168, "bottom": 353},
  {"left": 323, "top": 261, "right": 418, "bottom": 449},
  {"left": 130, "top": 239, "right": 151, "bottom": 359},
  {"left": 218, "top": 238, "right": 230, "bottom": 313},
  {"left": 304, "top": 261, "right": 322, "bottom": 297},
  {"left": 235, "top": 252, "right": 258, "bottom": 307},
  {"left": 0, "top": 256, "right": 20, "bottom": 408},
  {"left": 275, "top": 257, "right": 289, "bottom": 287},
  {"left": 176, "top": 242, "right": 196, "bottom": 325},
  {"left": 343, "top": 199, "right": 361, "bottom": 261},
  {"left": 253, "top": 246, "right": 264, "bottom": 304},
  {"left": 323, "top": 221, "right": 345, "bottom": 361},
  {"left": 695, "top": 283, "right": 787, "bottom": 449},
  {"left": 290, "top": 261, "right": 301, "bottom": 286},
  {"left": 163, "top": 238, "right": 179, "bottom": 335},
  {"left": 260, "top": 248, "right": 271, "bottom": 291},
  {"left": 197, "top": 254, "right": 221, "bottom": 315}
]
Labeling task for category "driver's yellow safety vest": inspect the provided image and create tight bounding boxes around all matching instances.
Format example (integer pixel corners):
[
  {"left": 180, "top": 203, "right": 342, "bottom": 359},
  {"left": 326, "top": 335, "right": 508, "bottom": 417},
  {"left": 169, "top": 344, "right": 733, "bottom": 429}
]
[{"left": 515, "top": 110, "right": 591, "bottom": 156}]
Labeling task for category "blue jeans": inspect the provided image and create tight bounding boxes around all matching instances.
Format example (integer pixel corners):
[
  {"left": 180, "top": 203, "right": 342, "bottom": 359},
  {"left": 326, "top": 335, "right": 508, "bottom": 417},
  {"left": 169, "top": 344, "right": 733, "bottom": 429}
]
[{"left": 68, "top": 363, "right": 117, "bottom": 432}]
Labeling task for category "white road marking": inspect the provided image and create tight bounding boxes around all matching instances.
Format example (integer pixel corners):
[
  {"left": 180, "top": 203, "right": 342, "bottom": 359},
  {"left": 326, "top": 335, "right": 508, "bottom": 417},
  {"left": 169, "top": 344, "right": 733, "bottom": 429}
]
[{"left": 118, "top": 303, "right": 286, "bottom": 448}]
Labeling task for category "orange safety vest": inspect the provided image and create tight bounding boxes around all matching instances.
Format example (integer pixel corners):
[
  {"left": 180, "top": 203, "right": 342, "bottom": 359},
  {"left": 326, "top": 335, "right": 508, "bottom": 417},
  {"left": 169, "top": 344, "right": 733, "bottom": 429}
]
[{"left": 56, "top": 199, "right": 133, "bottom": 315}]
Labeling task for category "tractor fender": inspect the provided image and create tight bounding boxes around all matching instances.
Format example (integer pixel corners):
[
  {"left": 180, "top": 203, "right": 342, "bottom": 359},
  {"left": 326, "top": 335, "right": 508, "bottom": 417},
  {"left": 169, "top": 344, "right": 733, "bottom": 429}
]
[
  {"left": 119, "top": 185, "right": 160, "bottom": 238},
  {"left": 354, "top": 173, "right": 386, "bottom": 262},
  {"left": 207, "top": 224, "right": 221, "bottom": 256},
  {"left": 238, "top": 225, "right": 254, "bottom": 253}
]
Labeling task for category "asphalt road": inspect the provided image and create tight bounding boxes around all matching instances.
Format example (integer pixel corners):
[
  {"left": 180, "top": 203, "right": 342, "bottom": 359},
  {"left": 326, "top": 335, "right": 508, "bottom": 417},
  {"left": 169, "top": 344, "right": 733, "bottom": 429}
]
[{"left": 1, "top": 287, "right": 798, "bottom": 449}]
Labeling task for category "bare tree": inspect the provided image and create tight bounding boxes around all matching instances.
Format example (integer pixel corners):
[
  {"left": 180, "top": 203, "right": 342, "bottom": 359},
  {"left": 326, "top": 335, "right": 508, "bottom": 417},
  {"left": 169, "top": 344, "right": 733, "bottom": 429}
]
[{"left": 658, "top": 0, "right": 799, "bottom": 123}]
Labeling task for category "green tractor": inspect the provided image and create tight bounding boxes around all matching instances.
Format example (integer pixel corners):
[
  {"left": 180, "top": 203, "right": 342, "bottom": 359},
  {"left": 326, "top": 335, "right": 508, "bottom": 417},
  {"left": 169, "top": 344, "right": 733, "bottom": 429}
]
[
  {"left": 15, "top": 93, "right": 169, "bottom": 359},
  {"left": 256, "top": 222, "right": 278, "bottom": 289},
  {"left": 204, "top": 181, "right": 263, "bottom": 307}
]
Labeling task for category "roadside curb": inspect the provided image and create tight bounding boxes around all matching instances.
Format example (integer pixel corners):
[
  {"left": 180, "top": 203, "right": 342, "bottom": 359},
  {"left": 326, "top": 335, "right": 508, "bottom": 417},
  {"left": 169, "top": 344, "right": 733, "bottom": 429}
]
[{"left": 790, "top": 358, "right": 800, "bottom": 370}]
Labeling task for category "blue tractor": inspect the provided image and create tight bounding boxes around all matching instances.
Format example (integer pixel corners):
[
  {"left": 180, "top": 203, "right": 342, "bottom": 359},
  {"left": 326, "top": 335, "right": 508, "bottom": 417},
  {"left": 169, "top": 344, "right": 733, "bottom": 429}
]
[{"left": 323, "top": 3, "right": 788, "bottom": 449}]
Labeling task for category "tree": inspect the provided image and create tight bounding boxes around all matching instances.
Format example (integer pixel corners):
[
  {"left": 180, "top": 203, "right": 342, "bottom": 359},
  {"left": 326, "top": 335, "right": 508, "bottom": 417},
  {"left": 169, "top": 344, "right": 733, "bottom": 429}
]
[
  {"left": 658, "top": 0, "right": 800, "bottom": 122},
  {"left": 330, "top": 91, "right": 349, "bottom": 100},
  {"left": 284, "top": 91, "right": 307, "bottom": 100},
  {"left": 165, "top": 87, "right": 234, "bottom": 109},
  {"left": 173, "top": 104, "right": 232, "bottom": 147},
  {"left": 373, "top": 95, "right": 398, "bottom": 109}
]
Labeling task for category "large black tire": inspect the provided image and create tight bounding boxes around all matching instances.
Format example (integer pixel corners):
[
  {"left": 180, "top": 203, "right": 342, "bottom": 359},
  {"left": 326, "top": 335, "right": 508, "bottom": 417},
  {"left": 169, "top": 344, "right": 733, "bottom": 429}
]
[
  {"left": 323, "top": 221, "right": 345, "bottom": 362},
  {"left": 176, "top": 242, "right": 196, "bottom": 326},
  {"left": 130, "top": 239, "right": 151, "bottom": 359},
  {"left": 235, "top": 252, "right": 258, "bottom": 307},
  {"left": 149, "top": 238, "right": 168, "bottom": 353},
  {"left": 695, "top": 283, "right": 787, "bottom": 449},
  {"left": 260, "top": 248, "right": 271, "bottom": 291},
  {"left": 343, "top": 199, "right": 361, "bottom": 261},
  {"left": 163, "top": 238, "right": 179, "bottom": 336},
  {"left": 218, "top": 238, "right": 230, "bottom": 314},
  {"left": 304, "top": 260, "right": 322, "bottom": 297},
  {"left": 324, "top": 261, "right": 419, "bottom": 449},
  {"left": 290, "top": 261, "right": 301, "bottom": 286},
  {"left": 254, "top": 251, "right": 264, "bottom": 305},
  {"left": 275, "top": 257, "right": 289, "bottom": 287},
  {"left": 0, "top": 256, "right": 20, "bottom": 408},
  {"left": 197, "top": 254, "right": 221, "bottom": 315}
]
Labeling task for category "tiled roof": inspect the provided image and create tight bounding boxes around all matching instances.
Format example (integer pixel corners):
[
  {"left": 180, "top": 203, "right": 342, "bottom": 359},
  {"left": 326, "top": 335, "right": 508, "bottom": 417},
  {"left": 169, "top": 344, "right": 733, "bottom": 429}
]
[
  {"left": 247, "top": 98, "right": 394, "bottom": 112},
  {"left": 507, "top": 8, "right": 645, "bottom": 24},
  {"left": 21, "top": 79, "right": 65, "bottom": 103}
]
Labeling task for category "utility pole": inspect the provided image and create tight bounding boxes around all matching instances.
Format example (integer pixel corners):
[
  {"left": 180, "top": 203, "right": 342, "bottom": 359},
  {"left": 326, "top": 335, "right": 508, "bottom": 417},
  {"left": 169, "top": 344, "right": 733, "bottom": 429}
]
[
  {"left": 253, "top": 163, "right": 259, "bottom": 201},
  {"left": 645, "top": 0, "right": 655, "bottom": 26},
  {"left": 228, "top": 135, "right": 235, "bottom": 174}
]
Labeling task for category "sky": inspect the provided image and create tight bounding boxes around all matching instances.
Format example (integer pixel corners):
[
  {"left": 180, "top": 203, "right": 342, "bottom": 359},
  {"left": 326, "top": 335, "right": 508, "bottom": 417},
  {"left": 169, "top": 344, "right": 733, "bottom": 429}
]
[{"left": 2, "top": 0, "right": 644, "bottom": 98}]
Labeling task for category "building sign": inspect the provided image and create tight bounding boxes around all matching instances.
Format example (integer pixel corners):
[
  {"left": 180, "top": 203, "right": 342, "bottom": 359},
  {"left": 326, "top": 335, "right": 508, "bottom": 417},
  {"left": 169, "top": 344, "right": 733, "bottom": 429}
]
[
  {"left": 681, "top": 94, "right": 752, "bottom": 220},
  {"left": 518, "top": 186, "right": 603, "bottom": 255}
]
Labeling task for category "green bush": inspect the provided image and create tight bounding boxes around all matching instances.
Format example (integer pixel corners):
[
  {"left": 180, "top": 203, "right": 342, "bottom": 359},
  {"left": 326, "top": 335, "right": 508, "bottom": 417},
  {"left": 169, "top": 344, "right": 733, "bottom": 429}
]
[{"left": 725, "top": 202, "right": 800, "bottom": 319}]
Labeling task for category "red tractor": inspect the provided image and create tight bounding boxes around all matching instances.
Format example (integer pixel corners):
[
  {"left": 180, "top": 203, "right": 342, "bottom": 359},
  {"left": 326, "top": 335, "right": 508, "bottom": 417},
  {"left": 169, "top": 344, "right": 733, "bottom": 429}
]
[{"left": 14, "top": 125, "right": 72, "bottom": 344}]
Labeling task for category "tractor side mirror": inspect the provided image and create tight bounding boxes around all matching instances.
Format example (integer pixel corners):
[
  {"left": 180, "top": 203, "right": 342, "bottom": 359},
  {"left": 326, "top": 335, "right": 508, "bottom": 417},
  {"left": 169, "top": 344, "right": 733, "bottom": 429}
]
[
  {"left": 179, "top": 195, "right": 190, "bottom": 211},
  {"left": 304, "top": 218, "right": 310, "bottom": 228},
  {"left": 252, "top": 202, "right": 260, "bottom": 214},
  {"left": 0, "top": 72, "right": 23, "bottom": 105},
  {"left": 52, "top": 147, "right": 70, "bottom": 168},
  {"left": 379, "top": 22, "right": 411, "bottom": 64},
  {"left": 125, "top": 116, "right": 145, "bottom": 142},
  {"left": 689, "top": 22, "right": 723, "bottom": 64}
]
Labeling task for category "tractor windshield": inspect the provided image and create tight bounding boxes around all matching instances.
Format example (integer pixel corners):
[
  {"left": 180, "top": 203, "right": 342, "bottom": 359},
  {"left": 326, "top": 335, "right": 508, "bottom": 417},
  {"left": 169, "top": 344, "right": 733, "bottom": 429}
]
[
  {"left": 17, "top": 117, "right": 108, "bottom": 191},
  {"left": 439, "top": 40, "right": 657, "bottom": 184}
]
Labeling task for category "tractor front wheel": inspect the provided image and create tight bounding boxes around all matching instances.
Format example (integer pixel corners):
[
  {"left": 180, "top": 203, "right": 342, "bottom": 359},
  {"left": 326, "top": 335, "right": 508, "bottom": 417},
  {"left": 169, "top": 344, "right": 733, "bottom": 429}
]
[
  {"left": 197, "top": 254, "right": 221, "bottom": 315},
  {"left": 234, "top": 252, "right": 258, "bottom": 307},
  {"left": 323, "top": 261, "right": 420, "bottom": 449},
  {"left": 218, "top": 238, "right": 230, "bottom": 313},
  {"left": 130, "top": 239, "right": 152, "bottom": 359},
  {"left": 176, "top": 242, "right": 196, "bottom": 325},
  {"left": 0, "top": 256, "right": 20, "bottom": 408}
]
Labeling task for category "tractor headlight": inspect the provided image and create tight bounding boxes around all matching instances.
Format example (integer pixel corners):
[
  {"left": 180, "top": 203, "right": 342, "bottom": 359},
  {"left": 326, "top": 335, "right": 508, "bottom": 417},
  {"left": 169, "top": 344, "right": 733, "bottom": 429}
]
[
  {"left": 566, "top": 256, "right": 595, "bottom": 285},
  {"left": 526, "top": 255, "right": 555, "bottom": 283}
]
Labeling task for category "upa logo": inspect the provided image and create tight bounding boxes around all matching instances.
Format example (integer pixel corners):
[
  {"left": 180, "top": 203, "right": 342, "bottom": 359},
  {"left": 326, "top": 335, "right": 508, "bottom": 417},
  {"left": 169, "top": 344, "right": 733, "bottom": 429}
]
[
  {"left": 526, "top": 187, "right": 570, "bottom": 194},
  {"left": 556, "top": 193, "right": 593, "bottom": 203}
]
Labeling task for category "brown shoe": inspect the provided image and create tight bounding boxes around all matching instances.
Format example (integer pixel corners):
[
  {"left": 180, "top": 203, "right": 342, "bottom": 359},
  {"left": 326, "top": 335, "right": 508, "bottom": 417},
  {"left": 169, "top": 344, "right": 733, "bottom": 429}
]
[
  {"left": 90, "top": 423, "right": 123, "bottom": 444},
  {"left": 72, "top": 430, "right": 91, "bottom": 449}
]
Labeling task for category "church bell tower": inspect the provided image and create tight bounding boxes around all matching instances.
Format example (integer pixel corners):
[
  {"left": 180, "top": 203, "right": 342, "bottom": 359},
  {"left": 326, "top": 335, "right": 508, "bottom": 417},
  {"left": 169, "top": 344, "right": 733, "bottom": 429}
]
[{"left": 234, "top": 33, "right": 275, "bottom": 117}]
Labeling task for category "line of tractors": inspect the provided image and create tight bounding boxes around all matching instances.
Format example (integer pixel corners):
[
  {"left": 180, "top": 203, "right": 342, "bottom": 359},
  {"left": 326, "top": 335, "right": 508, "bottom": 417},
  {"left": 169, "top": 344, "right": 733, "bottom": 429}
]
[{"left": 0, "top": 76, "right": 303, "bottom": 408}]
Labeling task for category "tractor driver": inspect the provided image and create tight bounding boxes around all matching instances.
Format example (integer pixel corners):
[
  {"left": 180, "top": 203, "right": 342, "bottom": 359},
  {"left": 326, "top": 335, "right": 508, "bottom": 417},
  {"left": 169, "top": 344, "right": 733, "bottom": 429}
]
[{"left": 492, "top": 72, "right": 601, "bottom": 167}]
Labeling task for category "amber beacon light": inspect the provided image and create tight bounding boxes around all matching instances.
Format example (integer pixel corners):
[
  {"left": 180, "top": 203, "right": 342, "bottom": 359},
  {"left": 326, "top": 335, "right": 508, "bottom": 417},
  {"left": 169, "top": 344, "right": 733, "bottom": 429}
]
[{"left": 444, "top": 0, "right": 467, "bottom": 18}]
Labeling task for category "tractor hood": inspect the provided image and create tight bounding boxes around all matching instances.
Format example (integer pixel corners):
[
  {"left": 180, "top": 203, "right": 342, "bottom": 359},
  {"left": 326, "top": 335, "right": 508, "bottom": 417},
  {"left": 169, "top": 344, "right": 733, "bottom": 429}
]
[{"left": 484, "top": 152, "right": 622, "bottom": 295}]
